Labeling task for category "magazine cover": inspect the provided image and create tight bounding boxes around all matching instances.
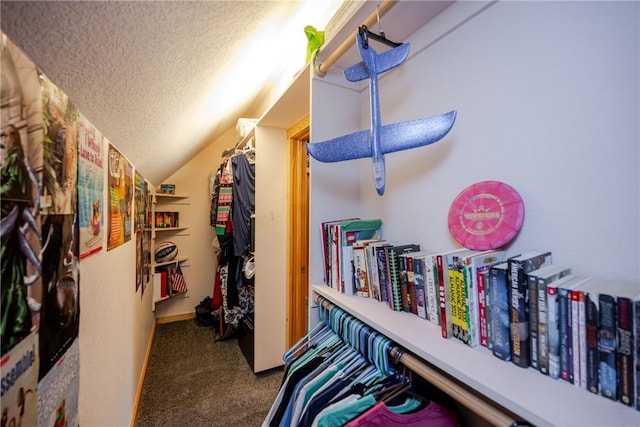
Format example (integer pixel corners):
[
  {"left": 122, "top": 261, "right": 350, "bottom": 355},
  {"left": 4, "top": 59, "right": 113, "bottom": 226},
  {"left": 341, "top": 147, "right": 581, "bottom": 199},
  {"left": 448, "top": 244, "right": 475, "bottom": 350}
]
[
  {"left": 107, "top": 144, "right": 133, "bottom": 250},
  {"left": 77, "top": 114, "right": 104, "bottom": 258}
]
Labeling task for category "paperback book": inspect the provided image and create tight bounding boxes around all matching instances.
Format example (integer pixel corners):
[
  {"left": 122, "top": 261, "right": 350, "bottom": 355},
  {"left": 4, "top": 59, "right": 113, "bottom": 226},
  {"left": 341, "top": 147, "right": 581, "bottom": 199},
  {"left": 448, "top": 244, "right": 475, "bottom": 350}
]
[{"left": 509, "top": 250, "right": 552, "bottom": 368}]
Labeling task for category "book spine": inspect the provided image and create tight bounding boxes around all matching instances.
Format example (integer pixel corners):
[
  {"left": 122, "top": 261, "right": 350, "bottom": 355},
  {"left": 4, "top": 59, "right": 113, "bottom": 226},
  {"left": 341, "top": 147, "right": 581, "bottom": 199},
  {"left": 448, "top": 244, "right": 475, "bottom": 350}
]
[
  {"left": 425, "top": 256, "right": 440, "bottom": 325},
  {"left": 509, "top": 253, "right": 550, "bottom": 368},
  {"left": 437, "top": 255, "right": 451, "bottom": 338},
  {"left": 353, "top": 245, "right": 369, "bottom": 298},
  {"left": 598, "top": 293, "right": 617, "bottom": 401},
  {"left": 413, "top": 258, "right": 427, "bottom": 319},
  {"left": 407, "top": 256, "right": 418, "bottom": 315},
  {"left": 365, "top": 244, "right": 378, "bottom": 300},
  {"left": 617, "top": 296, "right": 634, "bottom": 406},
  {"left": 477, "top": 269, "right": 489, "bottom": 349},
  {"left": 488, "top": 265, "right": 511, "bottom": 361},
  {"left": 376, "top": 246, "right": 390, "bottom": 307},
  {"left": 331, "top": 225, "right": 341, "bottom": 292},
  {"left": 538, "top": 277, "right": 549, "bottom": 375},
  {"left": 388, "top": 250, "right": 403, "bottom": 311},
  {"left": 578, "top": 290, "right": 587, "bottom": 390},
  {"left": 548, "top": 285, "right": 560, "bottom": 379},
  {"left": 398, "top": 255, "right": 410, "bottom": 312},
  {"left": 529, "top": 274, "right": 540, "bottom": 370},
  {"left": 322, "top": 224, "right": 330, "bottom": 284},
  {"left": 635, "top": 299, "right": 640, "bottom": 411},
  {"left": 559, "top": 288, "right": 572, "bottom": 383},
  {"left": 464, "top": 264, "right": 479, "bottom": 348},
  {"left": 585, "top": 291, "right": 600, "bottom": 394},
  {"left": 341, "top": 243, "right": 355, "bottom": 295},
  {"left": 571, "top": 290, "right": 580, "bottom": 385},
  {"left": 510, "top": 259, "right": 530, "bottom": 368},
  {"left": 449, "top": 260, "right": 469, "bottom": 345}
]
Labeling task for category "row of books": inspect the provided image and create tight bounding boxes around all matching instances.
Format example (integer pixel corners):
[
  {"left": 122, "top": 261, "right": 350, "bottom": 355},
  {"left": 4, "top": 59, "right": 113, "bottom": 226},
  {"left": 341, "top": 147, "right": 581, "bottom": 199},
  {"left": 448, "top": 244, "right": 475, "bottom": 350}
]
[
  {"left": 320, "top": 220, "right": 639, "bottom": 411},
  {"left": 155, "top": 211, "right": 180, "bottom": 228}
]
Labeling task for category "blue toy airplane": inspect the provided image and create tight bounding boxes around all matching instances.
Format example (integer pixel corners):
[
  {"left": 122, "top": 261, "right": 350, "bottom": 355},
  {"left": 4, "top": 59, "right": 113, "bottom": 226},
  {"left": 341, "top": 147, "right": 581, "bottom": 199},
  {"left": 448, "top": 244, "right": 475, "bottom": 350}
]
[{"left": 307, "top": 27, "right": 457, "bottom": 195}]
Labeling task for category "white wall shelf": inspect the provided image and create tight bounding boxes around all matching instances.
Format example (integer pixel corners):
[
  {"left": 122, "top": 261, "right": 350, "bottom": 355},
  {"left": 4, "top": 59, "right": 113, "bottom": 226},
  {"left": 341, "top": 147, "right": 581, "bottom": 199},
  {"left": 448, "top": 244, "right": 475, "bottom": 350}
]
[{"left": 312, "top": 284, "right": 639, "bottom": 426}]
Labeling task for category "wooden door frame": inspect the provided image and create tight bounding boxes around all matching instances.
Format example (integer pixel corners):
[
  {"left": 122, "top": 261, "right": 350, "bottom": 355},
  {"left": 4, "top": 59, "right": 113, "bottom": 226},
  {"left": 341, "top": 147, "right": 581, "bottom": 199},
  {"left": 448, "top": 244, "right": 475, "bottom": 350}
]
[{"left": 286, "top": 115, "right": 310, "bottom": 348}]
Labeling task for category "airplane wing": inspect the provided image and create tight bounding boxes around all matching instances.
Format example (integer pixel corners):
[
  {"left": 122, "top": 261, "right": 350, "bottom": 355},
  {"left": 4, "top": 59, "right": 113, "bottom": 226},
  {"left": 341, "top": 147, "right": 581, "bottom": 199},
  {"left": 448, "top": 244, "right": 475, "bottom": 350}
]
[
  {"left": 307, "top": 110, "right": 456, "bottom": 163},
  {"left": 380, "top": 110, "right": 457, "bottom": 154},
  {"left": 306, "top": 129, "right": 370, "bottom": 162}
]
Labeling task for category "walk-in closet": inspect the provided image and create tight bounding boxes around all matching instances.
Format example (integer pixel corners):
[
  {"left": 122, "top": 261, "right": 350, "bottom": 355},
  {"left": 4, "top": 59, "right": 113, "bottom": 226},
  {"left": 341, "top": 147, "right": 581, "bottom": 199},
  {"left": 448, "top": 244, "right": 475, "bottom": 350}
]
[{"left": 0, "top": 1, "right": 638, "bottom": 426}]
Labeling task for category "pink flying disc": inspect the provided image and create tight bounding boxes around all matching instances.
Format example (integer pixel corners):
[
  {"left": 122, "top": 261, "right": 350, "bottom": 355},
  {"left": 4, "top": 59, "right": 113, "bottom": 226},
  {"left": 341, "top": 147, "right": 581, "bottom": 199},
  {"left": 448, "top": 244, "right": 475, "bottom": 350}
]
[{"left": 448, "top": 180, "right": 524, "bottom": 250}]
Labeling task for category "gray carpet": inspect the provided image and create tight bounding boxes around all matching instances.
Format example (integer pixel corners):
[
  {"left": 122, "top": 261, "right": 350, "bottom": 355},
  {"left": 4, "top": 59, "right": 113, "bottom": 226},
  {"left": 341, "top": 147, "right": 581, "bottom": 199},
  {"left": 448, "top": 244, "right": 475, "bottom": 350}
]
[{"left": 135, "top": 320, "right": 283, "bottom": 427}]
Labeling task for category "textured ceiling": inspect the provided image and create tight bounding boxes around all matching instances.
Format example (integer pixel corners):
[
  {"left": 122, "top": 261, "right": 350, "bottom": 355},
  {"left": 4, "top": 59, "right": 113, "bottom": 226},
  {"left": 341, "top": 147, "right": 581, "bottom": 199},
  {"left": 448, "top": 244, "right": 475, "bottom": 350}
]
[{"left": 0, "top": 0, "right": 337, "bottom": 184}]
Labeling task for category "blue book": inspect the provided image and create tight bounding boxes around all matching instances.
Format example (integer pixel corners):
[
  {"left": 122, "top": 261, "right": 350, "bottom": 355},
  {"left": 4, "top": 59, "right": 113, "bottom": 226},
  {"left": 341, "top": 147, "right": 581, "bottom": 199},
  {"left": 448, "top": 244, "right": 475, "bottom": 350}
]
[
  {"left": 488, "top": 262, "right": 511, "bottom": 361},
  {"left": 599, "top": 292, "right": 618, "bottom": 400}
]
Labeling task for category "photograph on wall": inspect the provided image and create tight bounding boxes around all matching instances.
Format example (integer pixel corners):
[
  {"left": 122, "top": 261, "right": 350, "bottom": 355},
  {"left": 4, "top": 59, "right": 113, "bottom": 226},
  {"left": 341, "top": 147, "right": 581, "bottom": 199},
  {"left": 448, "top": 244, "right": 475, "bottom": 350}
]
[
  {"left": 39, "top": 214, "right": 80, "bottom": 379},
  {"left": 77, "top": 114, "right": 105, "bottom": 259},
  {"left": 107, "top": 144, "right": 133, "bottom": 250},
  {"left": 37, "top": 338, "right": 79, "bottom": 427},
  {"left": 1, "top": 34, "right": 44, "bottom": 358},
  {"left": 41, "top": 74, "right": 78, "bottom": 215},
  {"left": 1, "top": 332, "right": 39, "bottom": 427}
]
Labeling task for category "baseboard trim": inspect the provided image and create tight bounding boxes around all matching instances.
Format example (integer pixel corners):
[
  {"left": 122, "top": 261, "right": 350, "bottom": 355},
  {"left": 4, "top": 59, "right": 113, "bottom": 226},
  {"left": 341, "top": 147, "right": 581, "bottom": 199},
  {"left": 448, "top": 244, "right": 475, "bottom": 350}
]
[
  {"left": 130, "top": 321, "right": 156, "bottom": 427},
  {"left": 156, "top": 312, "right": 195, "bottom": 324}
]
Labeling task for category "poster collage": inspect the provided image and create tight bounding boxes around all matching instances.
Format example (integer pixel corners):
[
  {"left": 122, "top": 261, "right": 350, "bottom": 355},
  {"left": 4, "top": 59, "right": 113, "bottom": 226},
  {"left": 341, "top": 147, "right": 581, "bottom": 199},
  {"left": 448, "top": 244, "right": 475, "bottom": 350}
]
[{"left": 1, "top": 34, "right": 153, "bottom": 425}]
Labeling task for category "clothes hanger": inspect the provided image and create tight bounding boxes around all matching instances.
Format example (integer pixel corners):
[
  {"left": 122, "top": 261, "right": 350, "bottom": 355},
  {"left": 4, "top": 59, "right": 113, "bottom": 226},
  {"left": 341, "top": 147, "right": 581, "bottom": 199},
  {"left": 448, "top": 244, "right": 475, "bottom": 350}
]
[
  {"left": 359, "top": 6, "right": 402, "bottom": 50},
  {"left": 358, "top": 24, "right": 402, "bottom": 50},
  {"left": 283, "top": 321, "right": 329, "bottom": 363}
]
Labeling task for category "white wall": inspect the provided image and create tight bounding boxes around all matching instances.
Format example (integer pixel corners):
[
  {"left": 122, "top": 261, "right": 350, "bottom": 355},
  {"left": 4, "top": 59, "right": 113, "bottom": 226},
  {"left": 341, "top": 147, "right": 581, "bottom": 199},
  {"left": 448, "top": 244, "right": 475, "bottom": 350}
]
[
  {"left": 317, "top": 0, "right": 639, "bottom": 284},
  {"left": 254, "top": 125, "right": 288, "bottom": 372},
  {"left": 79, "top": 165, "right": 155, "bottom": 426}
]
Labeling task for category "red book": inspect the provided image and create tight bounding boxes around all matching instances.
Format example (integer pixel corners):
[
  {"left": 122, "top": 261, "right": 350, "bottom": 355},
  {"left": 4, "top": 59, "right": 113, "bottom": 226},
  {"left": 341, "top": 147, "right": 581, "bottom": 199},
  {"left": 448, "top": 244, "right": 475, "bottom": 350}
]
[
  {"left": 160, "top": 271, "right": 167, "bottom": 297},
  {"left": 477, "top": 269, "right": 489, "bottom": 348}
]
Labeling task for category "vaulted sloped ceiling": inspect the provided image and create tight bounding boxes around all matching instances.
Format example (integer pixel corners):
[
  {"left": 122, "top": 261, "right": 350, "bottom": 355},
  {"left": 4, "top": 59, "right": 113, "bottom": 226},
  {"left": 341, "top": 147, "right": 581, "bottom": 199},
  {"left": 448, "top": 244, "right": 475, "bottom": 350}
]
[{"left": 0, "top": 0, "right": 340, "bottom": 184}]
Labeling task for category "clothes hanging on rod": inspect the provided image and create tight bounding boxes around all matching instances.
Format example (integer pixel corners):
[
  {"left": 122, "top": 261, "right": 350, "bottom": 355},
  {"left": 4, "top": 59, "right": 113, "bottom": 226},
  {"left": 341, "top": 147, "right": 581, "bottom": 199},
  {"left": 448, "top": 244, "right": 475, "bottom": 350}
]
[
  {"left": 309, "top": 296, "right": 524, "bottom": 427},
  {"left": 263, "top": 297, "right": 462, "bottom": 427},
  {"left": 209, "top": 145, "right": 256, "bottom": 335}
]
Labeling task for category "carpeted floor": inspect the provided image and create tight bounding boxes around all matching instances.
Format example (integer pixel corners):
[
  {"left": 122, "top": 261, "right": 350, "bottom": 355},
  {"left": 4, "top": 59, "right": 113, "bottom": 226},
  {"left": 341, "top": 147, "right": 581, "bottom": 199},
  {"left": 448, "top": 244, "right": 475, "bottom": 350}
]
[{"left": 135, "top": 319, "right": 283, "bottom": 427}]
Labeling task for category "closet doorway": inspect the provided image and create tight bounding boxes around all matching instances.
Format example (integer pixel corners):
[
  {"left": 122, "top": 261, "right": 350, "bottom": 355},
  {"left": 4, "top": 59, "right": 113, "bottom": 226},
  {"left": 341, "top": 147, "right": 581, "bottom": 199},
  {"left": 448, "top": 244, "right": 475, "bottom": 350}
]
[{"left": 286, "top": 115, "right": 310, "bottom": 348}]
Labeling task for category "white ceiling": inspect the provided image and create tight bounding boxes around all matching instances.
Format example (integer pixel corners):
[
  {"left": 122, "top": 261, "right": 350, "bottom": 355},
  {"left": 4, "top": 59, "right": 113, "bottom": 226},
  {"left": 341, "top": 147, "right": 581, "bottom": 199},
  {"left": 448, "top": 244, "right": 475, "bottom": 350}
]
[{"left": 0, "top": 0, "right": 452, "bottom": 185}]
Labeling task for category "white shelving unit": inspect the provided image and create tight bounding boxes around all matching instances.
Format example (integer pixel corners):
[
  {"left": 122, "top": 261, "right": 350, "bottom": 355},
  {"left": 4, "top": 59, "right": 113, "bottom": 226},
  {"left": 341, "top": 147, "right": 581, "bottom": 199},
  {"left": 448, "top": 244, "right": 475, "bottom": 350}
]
[{"left": 152, "top": 192, "right": 190, "bottom": 307}]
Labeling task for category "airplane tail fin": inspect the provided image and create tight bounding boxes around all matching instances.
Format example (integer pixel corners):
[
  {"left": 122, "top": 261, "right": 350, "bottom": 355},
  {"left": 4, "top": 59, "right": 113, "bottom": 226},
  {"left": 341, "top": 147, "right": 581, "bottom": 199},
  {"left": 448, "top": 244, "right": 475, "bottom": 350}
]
[{"left": 344, "top": 41, "right": 410, "bottom": 82}]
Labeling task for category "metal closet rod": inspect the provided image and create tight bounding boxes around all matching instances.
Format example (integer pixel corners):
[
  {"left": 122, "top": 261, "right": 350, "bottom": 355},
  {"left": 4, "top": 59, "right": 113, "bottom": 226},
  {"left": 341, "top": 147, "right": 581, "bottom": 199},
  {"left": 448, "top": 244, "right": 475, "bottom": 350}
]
[
  {"left": 315, "top": 0, "right": 398, "bottom": 77},
  {"left": 315, "top": 296, "right": 521, "bottom": 427}
]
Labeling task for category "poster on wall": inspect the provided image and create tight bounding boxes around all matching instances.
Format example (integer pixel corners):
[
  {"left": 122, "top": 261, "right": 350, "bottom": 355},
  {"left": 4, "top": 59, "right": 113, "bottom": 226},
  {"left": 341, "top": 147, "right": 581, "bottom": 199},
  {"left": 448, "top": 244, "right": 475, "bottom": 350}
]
[
  {"left": 1, "top": 332, "right": 39, "bottom": 427},
  {"left": 37, "top": 338, "right": 79, "bottom": 427},
  {"left": 136, "top": 231, "right": 142, "bottom": 292},
  {"left": 142, "top": 229, "right": 152, "bottom": 295},
  {"left": 41, "top": 75, "right": 78, "bottom": 215},
  {"left": 39, "top": 213, "right": 80, "bottom": 379},
  {"left": 107, "top": 144, "right": 133, "bottom": 250},
  {"left": 77, "top": 114, "right": 105, "bottom": 258},
  {"left": 2, "top": 32, "right": 80, "bottom": 427},
  {"left": 1, "top": 34, "right": 44, "bottom": 358},
  {"left": 134, "top": 169, "right": 147, "bottom": 232}
]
